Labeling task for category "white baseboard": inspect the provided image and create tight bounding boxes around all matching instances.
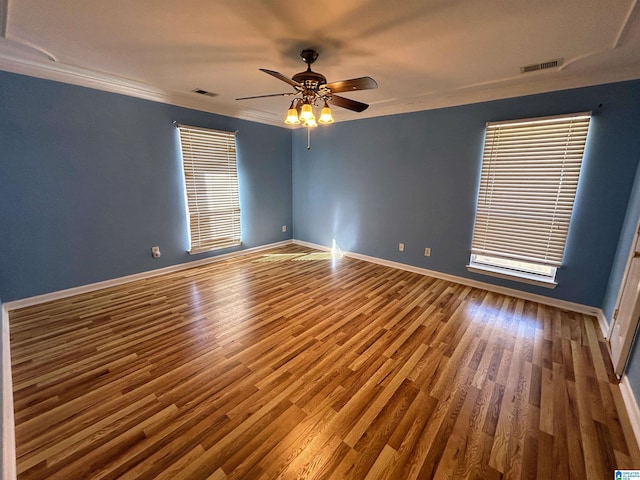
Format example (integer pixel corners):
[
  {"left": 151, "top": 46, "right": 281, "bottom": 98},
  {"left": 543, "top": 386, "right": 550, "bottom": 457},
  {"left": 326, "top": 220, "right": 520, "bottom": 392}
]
[
  {"left": 4, "top": 240, "right": 293, "bottom": 311},
  {"left": 293, "top": 240, "right": 603, "bottom": 318},
  {"left": 619, "top": 375, "right": 640, "bottom": 451},
  {"left": 1, "top": 304, "right": 16, "bottom": 480},
  {"left": 293, "top": 239, "right": 333, "bottom": 253},
  {"left": 596, "top": 310, "right": 611, "bottom": 340}
]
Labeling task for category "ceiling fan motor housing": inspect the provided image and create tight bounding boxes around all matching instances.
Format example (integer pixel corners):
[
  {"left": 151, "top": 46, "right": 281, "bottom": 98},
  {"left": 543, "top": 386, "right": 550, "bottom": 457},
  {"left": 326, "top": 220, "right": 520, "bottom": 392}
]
[
  {"left": 292, "top": 70, "right": 327, "bottom": 88},
  {"left": 237, "top": 47, "right": 375, "bottom": 113}
]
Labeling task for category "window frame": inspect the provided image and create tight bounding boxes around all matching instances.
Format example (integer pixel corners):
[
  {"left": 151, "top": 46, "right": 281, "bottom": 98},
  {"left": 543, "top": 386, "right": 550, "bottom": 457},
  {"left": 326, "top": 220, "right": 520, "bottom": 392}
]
[
  {"left": 468, "top": 112, "right": 592, "bottom": 287},
  {"left": 176, "top": 124, "right": 241, "bottom": 254}
]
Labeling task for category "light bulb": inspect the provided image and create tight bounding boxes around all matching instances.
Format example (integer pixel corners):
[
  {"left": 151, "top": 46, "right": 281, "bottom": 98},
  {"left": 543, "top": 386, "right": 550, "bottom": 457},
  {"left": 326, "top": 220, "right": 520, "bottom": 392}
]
[{"left": 304, "top": 117, "right": 318, "bottom": 127}]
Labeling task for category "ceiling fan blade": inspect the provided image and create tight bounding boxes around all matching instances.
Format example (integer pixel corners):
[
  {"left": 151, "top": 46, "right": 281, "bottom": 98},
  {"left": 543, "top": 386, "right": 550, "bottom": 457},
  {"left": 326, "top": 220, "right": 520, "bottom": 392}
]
[
  {"left": 329, "top": 94, "right": 369, "bottom": 112},
  {"left": 236, "top": 92, "right": 292, "bottom": 100},
  {"left": 323, "top": 76, "right": 378, "bottom": 93},
  {"left": 259, "top": 69, "right": 302, "bottom": 88}
]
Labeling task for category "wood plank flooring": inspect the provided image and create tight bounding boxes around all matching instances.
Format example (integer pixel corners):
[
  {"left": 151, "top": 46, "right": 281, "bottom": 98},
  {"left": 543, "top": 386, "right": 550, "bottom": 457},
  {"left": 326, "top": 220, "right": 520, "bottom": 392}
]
[{"left": 9, "top": 245, "right": 640, "bottom": 479}]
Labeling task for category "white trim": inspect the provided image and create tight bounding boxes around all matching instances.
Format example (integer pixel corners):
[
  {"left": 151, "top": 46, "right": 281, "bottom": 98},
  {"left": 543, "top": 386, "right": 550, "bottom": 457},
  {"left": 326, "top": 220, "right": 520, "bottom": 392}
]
[
  {"left": 292, "top": 240, "right": 603, "bottom": 317},
  {"left": 610, "top": 215, "right": 640, "bottom": 331},
  {"left": 619, "top": 375, "right": 640, "bottom": 450},
  {"left": 466, "top": 264, "right": 557, "bottom": 289},
  {"left": 0, "top": 45, "right": 285, "bottom": 128},
  {"left": 1, "top": 303, "right": 16, "bottom": 480},
  {"left": 2, "top": 37, "right": 640, "bottom": 128},
  {"left": 606, "top": 202, "right": 640, "bottom": 376},
  {"left": 293, "top": 239, "right": 333, "bottom": 252},
  {"left": 596, "top": 310, "right": 610, "bottom": 340},
  {"left": 4, "top": 241, "right": 292, "bottom": 310}
]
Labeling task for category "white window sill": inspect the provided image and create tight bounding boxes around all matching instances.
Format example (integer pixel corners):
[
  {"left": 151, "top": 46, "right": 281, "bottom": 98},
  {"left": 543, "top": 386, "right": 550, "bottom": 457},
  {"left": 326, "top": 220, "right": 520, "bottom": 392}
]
[
  {"left": 466, "top": 263, "right": 557, "bottom": 289},
  {"left": 188, "top": 242, "right": 242, "bottom": 255}
]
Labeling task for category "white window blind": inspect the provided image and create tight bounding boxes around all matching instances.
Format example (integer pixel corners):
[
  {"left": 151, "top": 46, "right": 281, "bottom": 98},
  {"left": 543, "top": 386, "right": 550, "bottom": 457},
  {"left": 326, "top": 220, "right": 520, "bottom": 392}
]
[
  {"left": 471, "top": 112, "right": 591, "bottom": 269},
  {"left": 177, "top": 124, "right": 241, "bottom": 254}
]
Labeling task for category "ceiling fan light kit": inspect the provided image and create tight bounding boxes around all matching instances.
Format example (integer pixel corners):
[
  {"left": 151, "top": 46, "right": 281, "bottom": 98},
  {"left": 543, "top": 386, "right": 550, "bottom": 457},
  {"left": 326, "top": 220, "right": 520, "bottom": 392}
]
[
  {"left": 284, "top": 97, "right": 334, "bottom": 127},
  {"left": 237, "top": 48, "right": 377, "bottom": 132}
]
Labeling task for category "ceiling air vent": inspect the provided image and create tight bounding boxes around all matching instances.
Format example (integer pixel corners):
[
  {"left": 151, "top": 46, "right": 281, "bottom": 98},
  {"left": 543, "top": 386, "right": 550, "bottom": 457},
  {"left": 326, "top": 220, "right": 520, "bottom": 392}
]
[
  {"left": 520, "top": 58, "right": 563, "bottom": 74},
  {"left": 192, "top": 88, "right": 218, "bottom": 98}
]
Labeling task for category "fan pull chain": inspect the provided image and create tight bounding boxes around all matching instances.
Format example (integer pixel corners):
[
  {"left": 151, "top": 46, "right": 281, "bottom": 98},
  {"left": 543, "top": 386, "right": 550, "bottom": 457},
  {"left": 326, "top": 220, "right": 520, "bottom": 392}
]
[{"left": 307, "top": 128, "right": 311, "bottom": 150}]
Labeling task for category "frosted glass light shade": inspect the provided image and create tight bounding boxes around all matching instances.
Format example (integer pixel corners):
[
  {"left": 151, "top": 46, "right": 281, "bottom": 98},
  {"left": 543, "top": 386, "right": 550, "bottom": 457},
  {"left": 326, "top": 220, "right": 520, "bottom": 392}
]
[
  {"left": 300, "top": 103, "right": 314, "bottom": 121},
  {"left": 285, "top": 108, "right": 300, "bottom": 124},
  {"left": 304, "top": 117, "right": 318, "bottom": 127},
  {"left": 318, "top": 106, "right": 334, "bottom": 124}
]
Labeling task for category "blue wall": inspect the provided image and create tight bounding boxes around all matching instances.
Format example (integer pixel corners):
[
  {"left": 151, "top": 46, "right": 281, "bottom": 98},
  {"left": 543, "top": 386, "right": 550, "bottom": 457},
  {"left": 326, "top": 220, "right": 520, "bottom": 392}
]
[
  {"left": 2, "top": 69, "right": 640, "bottom": 403},
  {"left": 293, "top": 80, "right": 640, "bottom": 308},
  {"left": 0, "top": 71, "right": 292, "bottom": 301}
]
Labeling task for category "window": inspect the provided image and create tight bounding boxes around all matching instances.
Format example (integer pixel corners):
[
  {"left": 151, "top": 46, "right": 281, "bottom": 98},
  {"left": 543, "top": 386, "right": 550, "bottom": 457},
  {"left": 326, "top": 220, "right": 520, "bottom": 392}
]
[
  {"left": 468, "top": 112, "right": 591, "bottom": 287},
  {"left": 177, "top": 124, "right": 241, "bottom": 254}
]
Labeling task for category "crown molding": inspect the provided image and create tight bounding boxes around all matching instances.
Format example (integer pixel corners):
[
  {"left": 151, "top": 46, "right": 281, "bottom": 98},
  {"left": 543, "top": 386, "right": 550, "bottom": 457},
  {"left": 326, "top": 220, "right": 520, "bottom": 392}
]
[
  {"left": 361, "top": 65, "right": 640, "bottom": 122},
  {"left": 0, "top": 42, "right": 288, "bottom": 128},
  {"left": 1, "top": 39, "right": 640, "bottom": 128}
]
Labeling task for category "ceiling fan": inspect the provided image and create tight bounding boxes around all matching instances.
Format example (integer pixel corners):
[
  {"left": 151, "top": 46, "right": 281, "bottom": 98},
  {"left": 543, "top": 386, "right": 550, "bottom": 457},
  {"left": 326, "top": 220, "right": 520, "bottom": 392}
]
[{"left": 236, "top": 49, "right": 378, "bottom": 127}]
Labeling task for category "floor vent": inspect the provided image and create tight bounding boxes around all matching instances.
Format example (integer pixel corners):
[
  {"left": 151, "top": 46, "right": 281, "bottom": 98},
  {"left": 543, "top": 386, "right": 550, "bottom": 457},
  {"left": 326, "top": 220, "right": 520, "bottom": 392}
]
[
  {"left": 192, "top": 88, "right": 218, "bottom": 97},
  {"left": 520, "top": 58, "right": 563, "bottom": 73}
]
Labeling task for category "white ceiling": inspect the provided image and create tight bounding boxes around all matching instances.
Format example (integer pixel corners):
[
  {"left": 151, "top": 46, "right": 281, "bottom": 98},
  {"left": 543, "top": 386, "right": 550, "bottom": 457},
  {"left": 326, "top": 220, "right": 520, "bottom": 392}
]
[{"left": 1, "top": 0, "right": 640, "bottom": 127}]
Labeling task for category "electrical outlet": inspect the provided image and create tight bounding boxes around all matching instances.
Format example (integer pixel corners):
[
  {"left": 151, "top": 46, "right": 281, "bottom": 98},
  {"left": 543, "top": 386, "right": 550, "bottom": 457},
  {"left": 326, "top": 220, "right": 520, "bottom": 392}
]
[
  {"left": 282, "top": 225, "right": 287, "bottom": 232},
  {"left": 424, "top": 247, "right": 431, "bottom": 257},
  {"left": 399, "top": 243, "right": 405, "bottom": 252},
  {"left": 151, "top": 246, "right": 161, "bottom": 259}
]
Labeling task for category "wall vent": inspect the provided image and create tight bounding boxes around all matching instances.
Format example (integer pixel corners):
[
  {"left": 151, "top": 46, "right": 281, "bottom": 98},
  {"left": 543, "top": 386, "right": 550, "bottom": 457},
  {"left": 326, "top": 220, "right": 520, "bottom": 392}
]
[
  {"left": 192, "top": 88, "right": 218, "bottom": 97},
  {"left": 520, "top": 58, "right": 563, "bottom": 73}
]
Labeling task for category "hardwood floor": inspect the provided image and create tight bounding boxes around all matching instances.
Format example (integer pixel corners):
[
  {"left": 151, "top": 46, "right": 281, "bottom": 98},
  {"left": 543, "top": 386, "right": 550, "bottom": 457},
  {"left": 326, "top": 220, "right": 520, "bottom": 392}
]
[{"left": 9, "top": 245, "right": 640, "bottom": 479}]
